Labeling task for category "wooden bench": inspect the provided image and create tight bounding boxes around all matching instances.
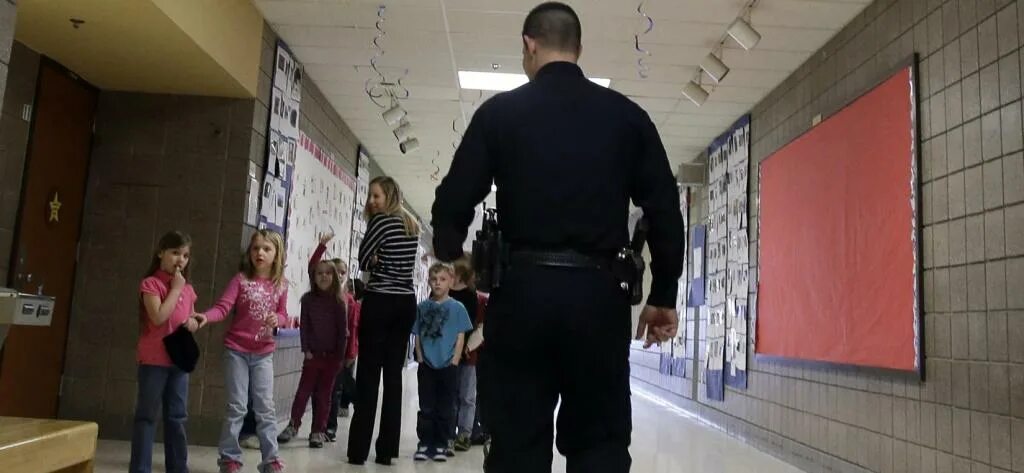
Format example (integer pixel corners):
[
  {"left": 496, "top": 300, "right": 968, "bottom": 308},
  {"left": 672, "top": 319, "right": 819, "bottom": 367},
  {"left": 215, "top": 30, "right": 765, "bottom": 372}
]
[{"left": 0, "top": 417, "right": 97, "bottom": 472}]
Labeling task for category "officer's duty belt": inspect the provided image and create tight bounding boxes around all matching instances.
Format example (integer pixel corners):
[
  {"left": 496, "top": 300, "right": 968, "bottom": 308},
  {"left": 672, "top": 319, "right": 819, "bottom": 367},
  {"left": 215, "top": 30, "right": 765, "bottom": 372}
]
[{"left": 509, "top": 250, "right": 612, "bottom": 271}]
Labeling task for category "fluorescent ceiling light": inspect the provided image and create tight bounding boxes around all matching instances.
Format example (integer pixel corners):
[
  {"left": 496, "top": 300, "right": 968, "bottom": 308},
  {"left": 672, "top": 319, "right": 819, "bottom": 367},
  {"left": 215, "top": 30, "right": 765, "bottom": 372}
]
[{"left": 458, "top": 70, "right": 611, "bottom": 91}]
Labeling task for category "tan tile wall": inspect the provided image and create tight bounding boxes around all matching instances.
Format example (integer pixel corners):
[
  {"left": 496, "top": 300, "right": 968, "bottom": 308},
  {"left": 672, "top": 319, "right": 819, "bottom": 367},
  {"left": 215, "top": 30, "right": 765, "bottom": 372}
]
[{"left": 632, "top": 0, "right": 1024, "bottom": 472}]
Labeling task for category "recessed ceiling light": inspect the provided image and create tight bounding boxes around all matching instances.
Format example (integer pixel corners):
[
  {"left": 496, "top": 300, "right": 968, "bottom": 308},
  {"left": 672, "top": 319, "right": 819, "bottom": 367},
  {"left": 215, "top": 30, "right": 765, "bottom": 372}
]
[{"left": 458, "top": 71, "right": 611, "bottom": 92}]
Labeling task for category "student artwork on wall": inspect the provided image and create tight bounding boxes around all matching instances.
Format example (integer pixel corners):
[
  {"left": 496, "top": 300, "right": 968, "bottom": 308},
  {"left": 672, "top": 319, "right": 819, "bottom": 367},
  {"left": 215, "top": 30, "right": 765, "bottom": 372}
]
[
  {"left": 688, "top": 225, "right": 706, "bottom": 307},
  {"left": 350, "top": 146, "right": 372, "bottom": 279},
  {"left": 284, "top": 132, "right": 356, "bottom": 318},
  {"left": 702, "top": 306, "right": 725, "bottom": 401},
  {"left": 260, "top": 41, "right": 303, "bottom": 237},
  {"left": 703, "top": 121, "right": 729, "bottom": 401},
  {"left": 722, "top": 115, "right": 752, "bottom": 390},
  {"left": 670, "top": 187, "right": 689, "bottom": 378},
  {"left": 414, "top": 242, "right": 430, "bottom": 302},
  {"left": 702, "top": 114, "right": 752, "bottom": 397}
]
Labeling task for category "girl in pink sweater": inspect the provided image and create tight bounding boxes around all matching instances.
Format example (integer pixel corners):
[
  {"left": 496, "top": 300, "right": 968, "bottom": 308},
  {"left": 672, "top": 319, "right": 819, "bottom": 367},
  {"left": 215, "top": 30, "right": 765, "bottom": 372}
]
[{"left": 198, "top": 230, "right": 289, "bottom": 473}]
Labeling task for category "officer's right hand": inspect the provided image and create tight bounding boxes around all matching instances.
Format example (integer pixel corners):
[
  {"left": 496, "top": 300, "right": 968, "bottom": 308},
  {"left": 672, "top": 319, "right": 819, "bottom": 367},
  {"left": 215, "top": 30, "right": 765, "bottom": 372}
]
[{"left": 635, "top": 306, "right": 678, "bottom": 349}]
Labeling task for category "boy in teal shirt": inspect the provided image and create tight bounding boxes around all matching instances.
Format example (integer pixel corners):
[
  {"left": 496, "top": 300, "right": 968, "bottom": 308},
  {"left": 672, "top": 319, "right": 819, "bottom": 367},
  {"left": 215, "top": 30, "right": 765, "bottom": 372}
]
[{"left": 413, "top": 263, "right": 472, "bottom": 462}]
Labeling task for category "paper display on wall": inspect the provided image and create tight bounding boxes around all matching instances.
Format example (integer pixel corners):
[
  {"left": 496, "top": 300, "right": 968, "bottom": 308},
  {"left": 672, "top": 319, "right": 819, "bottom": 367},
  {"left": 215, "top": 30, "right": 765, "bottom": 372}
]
[
  {"left": 702, "top": 114, "right": 752, "bottom": 398},
  {"left": 283, "top": 132, "right": 356, "bottom": 318},
  {"left": 350, "top": 147, "right": 372, "bottom": 279},
  {"left": 720, "top": 115, "right": 752, "bottom": 390},
  {"left": 701, "top": 305, "right": 725, "bottom": 401},
  {"left": 259, "top": 42, "right": 302, "bottom": 237}
]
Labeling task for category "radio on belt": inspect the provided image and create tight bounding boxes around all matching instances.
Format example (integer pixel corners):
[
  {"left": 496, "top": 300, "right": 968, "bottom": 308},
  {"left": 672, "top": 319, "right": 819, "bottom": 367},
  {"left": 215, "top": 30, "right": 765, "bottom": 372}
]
[{"left": 0, "top": 288, "right": 55, "bottom": 327}]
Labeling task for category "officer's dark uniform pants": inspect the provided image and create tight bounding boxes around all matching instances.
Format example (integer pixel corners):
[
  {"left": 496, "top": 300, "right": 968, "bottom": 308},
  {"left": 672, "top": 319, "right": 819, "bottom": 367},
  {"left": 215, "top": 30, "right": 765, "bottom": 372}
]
[
  {"left": 346, "top": 292, "right": 416, "bottom": 463},
  {"left": 480, "top": 265, "right": 632, "bottom": 473}
]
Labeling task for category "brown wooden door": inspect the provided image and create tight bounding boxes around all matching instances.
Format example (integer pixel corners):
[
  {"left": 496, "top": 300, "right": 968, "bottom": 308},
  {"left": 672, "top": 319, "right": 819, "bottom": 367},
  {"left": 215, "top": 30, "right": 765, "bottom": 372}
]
[{"left": 0, "top": 60, "right": 97, "bottom": 418}]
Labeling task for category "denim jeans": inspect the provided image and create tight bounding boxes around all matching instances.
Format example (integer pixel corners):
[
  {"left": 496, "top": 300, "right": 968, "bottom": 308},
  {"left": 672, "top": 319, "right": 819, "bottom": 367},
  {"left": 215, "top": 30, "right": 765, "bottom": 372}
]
[
  {"left": 456, "top": 364, "right": 477, "bottom": 437},
  {"left": 218, "top": 349, "right": 279, "bottom": 469},
  {"left": 416, "top": 364, "right": 458, "bottom": 450},
  {"left": 129, "top": 364, "right": 189, "bottom": 473}
]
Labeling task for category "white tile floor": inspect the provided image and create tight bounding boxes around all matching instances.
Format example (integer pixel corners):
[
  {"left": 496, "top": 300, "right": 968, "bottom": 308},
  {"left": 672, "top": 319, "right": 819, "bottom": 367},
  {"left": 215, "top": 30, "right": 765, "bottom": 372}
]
[{"left": 95, "top": 370, "right": 804, "bottom": 473}]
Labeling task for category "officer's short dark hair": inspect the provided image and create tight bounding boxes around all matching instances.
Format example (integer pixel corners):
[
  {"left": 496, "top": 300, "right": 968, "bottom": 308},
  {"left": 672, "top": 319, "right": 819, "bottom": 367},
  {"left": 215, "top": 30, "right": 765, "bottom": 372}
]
[{"left": 522, "top": 2, "right": 582, "bottom": 55}]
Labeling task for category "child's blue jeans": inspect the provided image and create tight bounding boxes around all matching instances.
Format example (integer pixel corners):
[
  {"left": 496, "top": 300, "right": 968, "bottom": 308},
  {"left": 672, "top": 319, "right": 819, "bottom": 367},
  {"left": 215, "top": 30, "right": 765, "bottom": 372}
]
[
  {"left": 129, "top": 364, "right": 189, "bottom": 473},
  {"left": 218, "top": 349, "right": 279, "bottom": 470}
]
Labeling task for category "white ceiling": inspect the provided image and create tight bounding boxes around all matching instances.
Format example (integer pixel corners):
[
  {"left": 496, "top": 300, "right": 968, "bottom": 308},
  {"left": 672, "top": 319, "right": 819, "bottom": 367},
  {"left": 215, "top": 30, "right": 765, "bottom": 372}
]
[{"left": 255, "top": 0, "right": 871, "bottom": 219}]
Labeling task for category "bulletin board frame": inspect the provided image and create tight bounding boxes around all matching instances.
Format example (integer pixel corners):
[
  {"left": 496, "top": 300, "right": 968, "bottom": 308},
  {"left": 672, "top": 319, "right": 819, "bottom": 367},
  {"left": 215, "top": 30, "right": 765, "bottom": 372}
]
[{"left": 754, "top": 55, "right": 924, "bottom": 378}]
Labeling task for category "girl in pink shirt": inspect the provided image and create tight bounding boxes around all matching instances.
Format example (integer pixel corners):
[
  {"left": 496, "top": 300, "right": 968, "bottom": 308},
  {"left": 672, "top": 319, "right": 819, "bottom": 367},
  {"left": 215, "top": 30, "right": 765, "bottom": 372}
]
[
  {"left": 198, "top": 230, "right": 289, "bottom": 473},
  {"left": 130, "top": 231, "right": 202, "bottom": 473}
]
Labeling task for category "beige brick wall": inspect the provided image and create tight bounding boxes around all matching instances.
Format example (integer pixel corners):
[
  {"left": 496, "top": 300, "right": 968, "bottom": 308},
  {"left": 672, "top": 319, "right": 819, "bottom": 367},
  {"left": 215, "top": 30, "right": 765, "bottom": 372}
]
[
  {"left": 632, "top": 0, "right": 1024, "bottom": 472},
  {"left": 0, "top": 2, "right": 24, "bottom": 347}
]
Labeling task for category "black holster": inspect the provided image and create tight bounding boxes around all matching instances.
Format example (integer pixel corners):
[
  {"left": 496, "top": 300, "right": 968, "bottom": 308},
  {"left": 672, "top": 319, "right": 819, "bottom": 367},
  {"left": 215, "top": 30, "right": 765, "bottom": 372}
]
[
  {"left": 472, "top": 208, "right": 505, "bottom": 292},
  {"left": 611, "top": 248, "right": 645, "bottom": 305}
]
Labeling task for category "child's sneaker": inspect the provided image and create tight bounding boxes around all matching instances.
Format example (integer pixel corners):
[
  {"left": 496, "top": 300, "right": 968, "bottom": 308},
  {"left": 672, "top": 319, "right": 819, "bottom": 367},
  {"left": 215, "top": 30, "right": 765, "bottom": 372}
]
[
  {"left": 309, "top": 432, "right": 326, "bottom": 448},
  {"left": 432, "top": 448, "right": 449, "bottom": 462},
  {"left": 414, "top": 445, "right": 430, "bottom": 462},
  {"left": 240, "top": 435, "right": 260, "bottom": 450},
  {"left": 259, "top": 458, "right": 285, "bottom": 473},
  {"left": 219, "top": 460, "right": 243, "bottom": 473},
  {"left": 277, "top": 425, "right": 298, "bottom": 443},
  {"left": 454, "top": 434, "right": 472, "bottom": 452}
]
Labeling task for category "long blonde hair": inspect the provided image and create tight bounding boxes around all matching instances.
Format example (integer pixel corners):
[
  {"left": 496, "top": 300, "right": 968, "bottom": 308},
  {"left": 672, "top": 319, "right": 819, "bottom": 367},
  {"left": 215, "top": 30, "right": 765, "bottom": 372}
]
[
  {"left": 242, "top": 230, "right": 286, "bottom": 287},
  {"left": 365, "top": 176, "right": 420, "bottom": 237}
]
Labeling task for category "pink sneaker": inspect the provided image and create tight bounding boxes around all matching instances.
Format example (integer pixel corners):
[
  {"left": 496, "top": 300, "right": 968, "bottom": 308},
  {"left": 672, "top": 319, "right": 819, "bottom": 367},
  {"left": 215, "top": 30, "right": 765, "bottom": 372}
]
[
  {"left": 260, "top": 458, "right": 286, "bottom": 473},
  {"left": 219, "top": 460, "right": 242, "bottom": 473}
]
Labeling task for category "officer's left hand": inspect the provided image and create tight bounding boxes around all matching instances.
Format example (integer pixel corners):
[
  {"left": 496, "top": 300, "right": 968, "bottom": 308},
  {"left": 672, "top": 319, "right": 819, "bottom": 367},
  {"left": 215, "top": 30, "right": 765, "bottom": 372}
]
[{"left": 635, "top": 306, "right": 678, "bottom": 348}]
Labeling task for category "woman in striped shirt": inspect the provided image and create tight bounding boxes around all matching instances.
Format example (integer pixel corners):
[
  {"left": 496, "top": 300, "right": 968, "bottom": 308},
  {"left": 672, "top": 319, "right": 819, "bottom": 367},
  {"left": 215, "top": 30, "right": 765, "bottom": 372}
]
[{"left": 347, "top": 176, "right": 421, "bottom": 466}]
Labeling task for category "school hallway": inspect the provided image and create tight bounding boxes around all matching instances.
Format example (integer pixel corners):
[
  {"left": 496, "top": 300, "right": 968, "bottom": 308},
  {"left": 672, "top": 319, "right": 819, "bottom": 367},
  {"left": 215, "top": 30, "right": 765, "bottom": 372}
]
[{"left": 91, "top": 367, "right": 803, "bottom": 473}]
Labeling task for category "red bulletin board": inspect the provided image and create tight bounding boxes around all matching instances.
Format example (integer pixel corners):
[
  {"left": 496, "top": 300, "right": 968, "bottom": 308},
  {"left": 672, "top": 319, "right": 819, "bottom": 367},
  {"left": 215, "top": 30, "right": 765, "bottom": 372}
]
[{"left": 756, "top": 64, "right": 920, "bottom": 373}]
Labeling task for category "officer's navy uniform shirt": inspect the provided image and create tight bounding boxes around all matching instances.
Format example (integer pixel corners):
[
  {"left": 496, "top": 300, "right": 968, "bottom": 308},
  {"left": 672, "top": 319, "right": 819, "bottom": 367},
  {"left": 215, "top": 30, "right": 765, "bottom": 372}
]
[{"left": 431, "top": 61, "right": 685, "bottom": 307}]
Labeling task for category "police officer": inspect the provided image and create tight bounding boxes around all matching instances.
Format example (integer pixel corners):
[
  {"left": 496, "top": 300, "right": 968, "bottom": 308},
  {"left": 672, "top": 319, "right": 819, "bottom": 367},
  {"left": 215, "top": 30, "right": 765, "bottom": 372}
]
[{"left": 430, "top": 2, "right": 684, "bottom": 472}]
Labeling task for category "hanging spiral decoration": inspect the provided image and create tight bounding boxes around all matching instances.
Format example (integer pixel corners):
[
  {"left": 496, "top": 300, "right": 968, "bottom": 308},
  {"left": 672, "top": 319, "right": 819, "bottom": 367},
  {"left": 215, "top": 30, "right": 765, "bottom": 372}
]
[
  {"left": 450, "top": 89, "right": 482, "bottom": 151},
  {"left": 451, "top": 118, "right": 463, "bottom": 151},
  {"left": 430, "top": 150, "right": 442, "bottom": 182},
  {"left": 365, "top": 5, "right": 410, "bottom": 108},
  {"left": 634, "top": 2, "right": 654, "bottom": 79}
]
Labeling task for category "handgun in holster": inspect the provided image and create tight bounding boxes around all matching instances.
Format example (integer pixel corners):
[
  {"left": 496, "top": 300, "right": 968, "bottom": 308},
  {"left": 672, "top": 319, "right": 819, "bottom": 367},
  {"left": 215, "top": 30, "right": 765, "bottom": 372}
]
[
  {"left": 611, "top": 216, "right": 648, "bottom": 305},
  {"left": 472, "top": 208, "right": 506, "bottom": 293}
]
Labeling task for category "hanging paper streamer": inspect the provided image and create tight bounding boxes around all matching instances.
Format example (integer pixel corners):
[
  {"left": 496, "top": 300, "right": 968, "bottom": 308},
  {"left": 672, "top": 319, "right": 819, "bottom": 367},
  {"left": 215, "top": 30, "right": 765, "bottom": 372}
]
[
  {"left": 634, "top": 2, "right": 654, "bottom": 79},
  {"left": 364, "top": 5, "right": 410, "bottom": 106},
  {"left": 431, "top": 150, "right": 442, "bottom": 182}
]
